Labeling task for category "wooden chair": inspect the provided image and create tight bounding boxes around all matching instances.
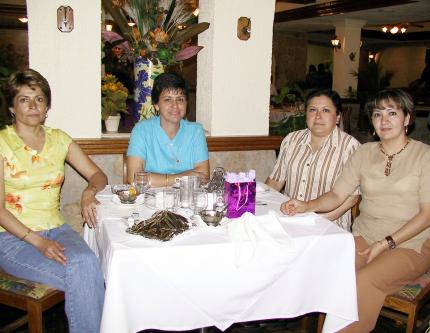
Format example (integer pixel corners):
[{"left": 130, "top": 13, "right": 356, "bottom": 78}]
[
  {"left": 0, "top": 269, "right": 64, "bottom": 333},
  {"left": 317, "top": 201, "right": 430, "bottom": 333}
]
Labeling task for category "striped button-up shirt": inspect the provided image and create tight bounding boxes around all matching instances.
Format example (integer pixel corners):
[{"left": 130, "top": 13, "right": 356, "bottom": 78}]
[{"left": 270, "top": 127, "right": 360, "bottom": 230}]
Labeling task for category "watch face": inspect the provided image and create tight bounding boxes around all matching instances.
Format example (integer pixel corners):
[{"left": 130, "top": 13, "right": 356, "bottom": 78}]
[{"left": 386, "top": 236, "right": 396, "bottom": 249}]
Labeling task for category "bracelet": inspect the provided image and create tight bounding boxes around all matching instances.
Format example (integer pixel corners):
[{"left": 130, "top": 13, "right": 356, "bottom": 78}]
[
  {"left": 21, "top": 228, "right": 32, "bottom": 241},
  {"left": 385, "top": 235, "right": 396, "bottom": 249}
]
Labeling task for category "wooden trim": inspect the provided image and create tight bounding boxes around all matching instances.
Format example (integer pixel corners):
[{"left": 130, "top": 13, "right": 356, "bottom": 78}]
[
  {"left": 274, "top": 0, "right": 416, "bottom": 23},
  {"left": 76, "top": 136, "right": 284, "bottom": 155}
]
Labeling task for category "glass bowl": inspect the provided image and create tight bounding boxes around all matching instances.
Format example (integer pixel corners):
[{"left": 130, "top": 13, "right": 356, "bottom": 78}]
[
  {"left": 116, "top": 188, "right": 137, "bottom": 204},
  {"left": 199, "top": 210, "right": 224, "bottom": 226}
]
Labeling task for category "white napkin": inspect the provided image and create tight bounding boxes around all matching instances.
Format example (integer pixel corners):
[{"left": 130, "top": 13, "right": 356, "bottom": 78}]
[
  {"left": 96, "top": 185, "right": 115, "bottom": 200},
  {"left": 227, "top": 212, "right": 293, "bottom": 267},
  {"left": 269, "top": 210, "right": 318, "bottom": 226},
  {"left": 256, "top": 182, "right": 271, "bottom": 193}
]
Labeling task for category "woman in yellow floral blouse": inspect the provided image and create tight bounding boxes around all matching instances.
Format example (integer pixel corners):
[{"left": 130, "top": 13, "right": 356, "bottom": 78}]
[{"left": 0, "top": 69, "right": 107, "bottom": 333}]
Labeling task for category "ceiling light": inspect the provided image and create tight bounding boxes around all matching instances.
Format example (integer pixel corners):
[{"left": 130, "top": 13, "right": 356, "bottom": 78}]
[
  {"left": 382, "top": 26, "right": 388, "bottom": 33},
  {"left": 390, "top": 26, "right": 399, "bottom": 34},
  {"left": 18, "top": 17, "right": 28, "bottom": 23},
  {"left": 400, "top": 26, "right": 407, "bottom": 33}
]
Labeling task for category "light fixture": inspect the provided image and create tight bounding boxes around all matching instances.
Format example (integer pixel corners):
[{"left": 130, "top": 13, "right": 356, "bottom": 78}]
[
  {"left": 390, "top": 26, "right": 399, "bottom": 34},
  {"left": 193, "top": 8, "right": 199, "bottom": 16},
  {"left": 381, "top": 24, "right": 407, "bottom": 34},
  {"left": 106, "top": 23, "right": 113, "bottom": 31},
  {"left": 18, "top": 16, "right": 28, "bottom": 23},
  {"left": 368, "top": 52, "right": 375, "bottom": 62},
  {"left": 127, "top": 17, "right": 135, "bottom": 27},
  {"left": 331, "top": 36, "right": 341, "bottom": 50}
]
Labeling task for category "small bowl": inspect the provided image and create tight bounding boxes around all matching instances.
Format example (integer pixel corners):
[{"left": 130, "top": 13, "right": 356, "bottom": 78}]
[
  {"left": 199, "top": 210, "right": 224, "bottom": 226},
  {"left": 111, "top": 184, "right": 133, "bottom": 194},
  {"left": 117, "top": 189, "right": 137, "bottom": 204}
]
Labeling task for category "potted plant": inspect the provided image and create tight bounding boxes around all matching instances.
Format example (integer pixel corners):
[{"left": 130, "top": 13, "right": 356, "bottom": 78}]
[
  {"left": 270, "top": 83, "right": 307, "bottom": 136},
  {"left": 101, "top": 74, "right": 129, "bottom": 132}
]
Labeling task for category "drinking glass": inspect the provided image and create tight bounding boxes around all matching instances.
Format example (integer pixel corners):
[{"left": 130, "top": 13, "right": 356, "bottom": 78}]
[
  {"left": 179, "top": 176, "right": 200, "bottom": 208},
  {"left": 163, "top": 188, "right": 179, "bottom": 211},
  {"left": 133, "top": 172, "right": 151, "bottom": 195},
  {"left": 191, "top": 189, "right": 208, "bottom": 214}
]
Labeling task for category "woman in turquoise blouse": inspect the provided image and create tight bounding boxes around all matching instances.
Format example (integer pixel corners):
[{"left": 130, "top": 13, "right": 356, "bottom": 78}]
[{"left": 127, "top": 72, "right": 209, "bottom": 187}]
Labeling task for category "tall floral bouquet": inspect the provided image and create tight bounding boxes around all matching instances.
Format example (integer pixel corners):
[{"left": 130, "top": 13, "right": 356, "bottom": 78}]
[
  {"left": 101, "top": 74, "right": 129, "bottom": 120},
  {"left": 102, "top": 0, "right": 209, "bottom": 65}
]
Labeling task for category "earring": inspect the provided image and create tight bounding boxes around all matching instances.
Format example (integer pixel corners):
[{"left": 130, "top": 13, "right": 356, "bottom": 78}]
[
  {"left": 405, "top": 126, "right": 408, "bottom": 134},
  {"left": 372, "top": 130, "right": 376, "bottom": 136}
]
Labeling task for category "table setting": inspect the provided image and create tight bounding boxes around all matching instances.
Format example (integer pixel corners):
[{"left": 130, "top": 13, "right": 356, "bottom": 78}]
[{"left": 84, "top": 168, "right": 358, "bottom": 333}]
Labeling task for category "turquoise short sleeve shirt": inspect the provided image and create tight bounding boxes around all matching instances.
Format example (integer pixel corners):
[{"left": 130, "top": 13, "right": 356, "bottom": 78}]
[{"left": 127, "top": 116, "right": 209, "bottom": 174}]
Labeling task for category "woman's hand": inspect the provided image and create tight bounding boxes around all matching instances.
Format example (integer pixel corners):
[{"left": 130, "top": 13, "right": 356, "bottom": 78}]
[
  {"left": 280, "top": 199, "right": 308, "bottom": 215},
  {"left": 35, "top": 237, "right": 66, "bottom": 266},
  {"left": 81, "top": 187, "right": 99, "bottom": 228},
  {"left": 358, "top": 241, "right": 387, "bottom": 264}
]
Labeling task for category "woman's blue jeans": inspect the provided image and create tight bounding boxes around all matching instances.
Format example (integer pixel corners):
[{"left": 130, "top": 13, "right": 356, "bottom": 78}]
[{"left": 0, "top": 224, "right": 104, "bottom": 333}]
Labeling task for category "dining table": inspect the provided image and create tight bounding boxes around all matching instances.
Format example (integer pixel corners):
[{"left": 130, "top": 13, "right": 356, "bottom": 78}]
[{"left": 84, "top": 183, "right": 358, "bottom": 333}]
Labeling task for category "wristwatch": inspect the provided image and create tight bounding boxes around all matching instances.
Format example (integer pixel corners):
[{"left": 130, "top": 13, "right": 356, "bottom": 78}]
[{"left": 385, "top": 236, "right": 396, "bottom": 249}]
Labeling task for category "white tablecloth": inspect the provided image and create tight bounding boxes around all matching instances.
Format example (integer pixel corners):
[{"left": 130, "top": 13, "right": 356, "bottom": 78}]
[{"left": 84, "top": 184, "right": 357, "bottom": 333}]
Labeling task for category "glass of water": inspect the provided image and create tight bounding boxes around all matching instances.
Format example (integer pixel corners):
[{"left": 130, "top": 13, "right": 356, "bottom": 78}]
[
  {"left": 133, "top": 172, "right": 151, "bottom": 195},
  {"left": 163, "top": 188, "right": 179, "bottom": 211},
  {"left": 191, "top": 188, "right": 208, "bottom": 214}
]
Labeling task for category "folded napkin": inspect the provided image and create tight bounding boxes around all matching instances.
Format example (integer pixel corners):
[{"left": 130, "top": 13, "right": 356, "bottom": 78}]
[
  {"left": 227, "top": 212, "right": 293, "bottom": 267},
  {"left": 256, "top": 182, "right": 271, "bottom": 193},
  {"left": 269, "top": 210, "right": 318, "bottom": 226},
  {"left": 96, "top": 185, "right": 115, "bottom": 200}
]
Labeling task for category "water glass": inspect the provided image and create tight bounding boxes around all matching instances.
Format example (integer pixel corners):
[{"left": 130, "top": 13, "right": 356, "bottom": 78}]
[
  {"left": 133, "top": 172, "right": 150, "bottom": 195},
  {"left": 191, "top": 189, "right": 208, "bottom": 214},
  {"left": 179, "top": 176, "right": 200, "bottom": 208},
  {"left": 163, "top": 188, "right": 179, "bottom": 211}
]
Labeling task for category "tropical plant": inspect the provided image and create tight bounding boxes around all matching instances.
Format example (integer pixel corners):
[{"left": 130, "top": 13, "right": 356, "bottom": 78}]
[
  {"left": 270, "top": 83, "right": 306, "bottom": 106},
  {"left": 102, "top": 0, "right": 209, "bottom": 65},
  {"left": 101, "top": 74, "right": 130, "bottom": 120}
]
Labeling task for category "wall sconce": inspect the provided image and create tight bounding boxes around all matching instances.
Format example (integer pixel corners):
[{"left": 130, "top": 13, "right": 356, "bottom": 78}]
[
  {"left": 368, "top": 52, "right": 375, "bottom": 62},
  {"left": 57, "top": 6, "right": 74, "bottom": 32},
  {"left": 106, "top": 23, "right": 113, "bottom": 31},
  {"left": 127, "top": 18, "right": 135, "bottom": 27},
  {"left": 18, "top": 16, "right": 28, "bottom": 23},
  {"left": 237, "top": 17, "right": 251, "bottom": 41},
  {"left": 331, "top": 36, "right": 341, "bottom": 51}
]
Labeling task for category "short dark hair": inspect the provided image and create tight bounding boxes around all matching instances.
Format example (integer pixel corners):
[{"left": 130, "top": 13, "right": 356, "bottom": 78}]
[
  {"left": 305, "top": 88, "right": 342, "bottom": 115},
  {"left": 5, "top": 69, "right": 51, "bottom": 109},
  {"left": 365, "top": 88, "right": 415, "bottom": 126},
  {"left": 151, "top": 72, "right": 189, "bottom": 105}
]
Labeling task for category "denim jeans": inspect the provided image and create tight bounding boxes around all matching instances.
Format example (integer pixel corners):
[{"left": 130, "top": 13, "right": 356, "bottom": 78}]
[{"left": 0, "top": 224, "right": 104, "bottom": 333}]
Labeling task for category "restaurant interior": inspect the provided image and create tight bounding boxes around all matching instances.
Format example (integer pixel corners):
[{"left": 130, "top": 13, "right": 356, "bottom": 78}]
[{"left": 1, "top": 0, "right": 430, "bottom": 332}]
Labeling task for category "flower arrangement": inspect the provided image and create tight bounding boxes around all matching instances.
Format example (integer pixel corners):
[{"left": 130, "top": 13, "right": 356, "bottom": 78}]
[
  {"left": 101, "top": 74, "right": 129, "bottom": 120},
  {"left": 102, "top": 0, "right": 209, "bottom": 65}
]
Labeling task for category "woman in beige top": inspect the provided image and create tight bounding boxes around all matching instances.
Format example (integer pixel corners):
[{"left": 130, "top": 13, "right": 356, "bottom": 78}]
[{"left": 281, "top": 88, "right": 430, "bottom": 333}]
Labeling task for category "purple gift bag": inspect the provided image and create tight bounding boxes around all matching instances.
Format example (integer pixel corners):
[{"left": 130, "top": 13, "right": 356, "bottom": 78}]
[{"left": 224, "top": 181, "right": 256, "bottom": 218}]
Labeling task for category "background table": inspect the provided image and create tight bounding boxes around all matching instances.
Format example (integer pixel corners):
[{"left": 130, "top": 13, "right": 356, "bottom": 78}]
[{"left": 85, "top": 185, "right": 357, "bottom": 333}]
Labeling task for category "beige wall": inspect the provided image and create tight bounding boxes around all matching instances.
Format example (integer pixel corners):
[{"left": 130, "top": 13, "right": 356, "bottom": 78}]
[
  {"left": 27, "top": 0, "right": 101, "bottom": 138},
  {"left": 197, "top": 0, "right": 276, "bottom": 136},
  {"left": 379, "top": 45, "right": 430, "bottom": 87},
  {"left": 306, "top": 43, "right": 332, "bottom": 72}
]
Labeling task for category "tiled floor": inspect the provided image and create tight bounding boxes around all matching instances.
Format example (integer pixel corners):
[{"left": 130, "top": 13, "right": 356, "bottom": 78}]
[{"left": 1, "top": 302, "right": 428, "bottom": 333}]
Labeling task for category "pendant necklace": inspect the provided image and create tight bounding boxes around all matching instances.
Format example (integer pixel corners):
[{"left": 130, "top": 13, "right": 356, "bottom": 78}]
[
  {"left": 166, "top": 143, "right": 180, "bottom": 164},
  {"left": 379, "top": 140, "right": 409, "bottom": 176}
]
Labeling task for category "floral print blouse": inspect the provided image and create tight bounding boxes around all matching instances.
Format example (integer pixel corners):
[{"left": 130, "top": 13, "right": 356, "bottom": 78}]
[{"left": 0, "top": 125, "right": 72, "bottom": 232}]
